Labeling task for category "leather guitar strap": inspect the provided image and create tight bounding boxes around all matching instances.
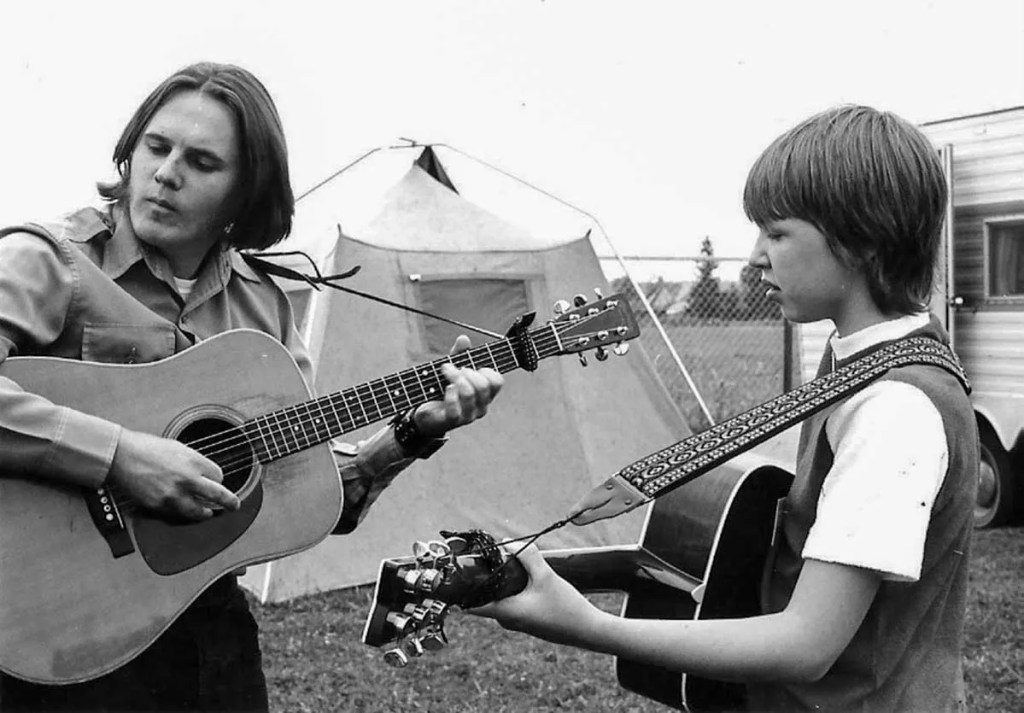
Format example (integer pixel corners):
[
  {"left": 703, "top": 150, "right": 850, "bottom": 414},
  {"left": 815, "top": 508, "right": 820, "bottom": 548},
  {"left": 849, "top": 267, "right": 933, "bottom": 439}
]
[{"left": 572, "top": 335, "right": 970, "bottom": 524}]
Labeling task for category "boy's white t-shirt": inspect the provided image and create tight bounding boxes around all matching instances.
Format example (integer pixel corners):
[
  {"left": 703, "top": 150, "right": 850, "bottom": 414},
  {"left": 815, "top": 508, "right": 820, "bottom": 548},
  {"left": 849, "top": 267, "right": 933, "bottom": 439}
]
[{"left": 801, "top": 312, "right": 949, "bottom": 582}]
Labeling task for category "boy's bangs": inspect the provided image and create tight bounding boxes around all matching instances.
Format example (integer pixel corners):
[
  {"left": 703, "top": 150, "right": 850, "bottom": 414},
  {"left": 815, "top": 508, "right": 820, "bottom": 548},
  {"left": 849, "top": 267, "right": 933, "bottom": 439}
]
[{"left": 742, "top": 143, "right": 817, "bottom": 227}]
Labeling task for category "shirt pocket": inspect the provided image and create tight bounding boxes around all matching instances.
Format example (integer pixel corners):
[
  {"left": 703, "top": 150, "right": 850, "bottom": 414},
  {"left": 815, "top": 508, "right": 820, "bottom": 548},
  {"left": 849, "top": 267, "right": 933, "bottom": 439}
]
[{"left": 81, "top": 323, "right": 176, "bottom": 364}]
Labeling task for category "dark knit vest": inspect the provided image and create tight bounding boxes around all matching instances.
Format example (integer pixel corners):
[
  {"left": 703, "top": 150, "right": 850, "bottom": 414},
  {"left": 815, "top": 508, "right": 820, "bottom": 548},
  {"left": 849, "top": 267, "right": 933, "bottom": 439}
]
[{"left": 748, "top": 318, "right": 977, "bottom": 712}]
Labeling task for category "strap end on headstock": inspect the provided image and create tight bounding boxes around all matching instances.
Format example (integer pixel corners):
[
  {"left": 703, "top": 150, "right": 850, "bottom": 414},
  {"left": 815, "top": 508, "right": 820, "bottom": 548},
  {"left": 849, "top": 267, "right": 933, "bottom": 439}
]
[{"left": 569, "top": 476, "right": 649, "bottom": 525}]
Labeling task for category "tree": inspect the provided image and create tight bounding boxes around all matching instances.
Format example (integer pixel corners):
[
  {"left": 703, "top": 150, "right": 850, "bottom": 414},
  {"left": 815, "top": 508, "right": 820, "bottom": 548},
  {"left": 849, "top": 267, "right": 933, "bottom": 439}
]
[{"left": 686, "top": 236, "right": 722, "bottom": 320}]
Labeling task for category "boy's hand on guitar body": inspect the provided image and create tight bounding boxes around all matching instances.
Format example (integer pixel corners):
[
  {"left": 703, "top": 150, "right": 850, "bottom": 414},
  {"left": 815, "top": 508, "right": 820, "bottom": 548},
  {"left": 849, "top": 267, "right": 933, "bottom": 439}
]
[
  {"left": 412, "top": 335, "right": 504, "bottom": 437},
  {"left": 108, "top": 429, "right": 241, "bottom": 520},
  {"left": 471, "top": 544, "right": 600, "bottom": 649}
]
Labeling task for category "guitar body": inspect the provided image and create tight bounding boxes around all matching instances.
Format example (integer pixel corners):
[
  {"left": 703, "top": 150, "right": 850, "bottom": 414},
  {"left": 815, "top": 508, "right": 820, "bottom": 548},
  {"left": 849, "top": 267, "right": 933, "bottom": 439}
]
[
  {"left": 615, "top": 455, "right": 793, "bottom": 712},
  {"left": 0, "top": 330, "right": 342, "bottom": 684},
  {"left": 0, "top": 295, "right": 641, "bottom": 685}
]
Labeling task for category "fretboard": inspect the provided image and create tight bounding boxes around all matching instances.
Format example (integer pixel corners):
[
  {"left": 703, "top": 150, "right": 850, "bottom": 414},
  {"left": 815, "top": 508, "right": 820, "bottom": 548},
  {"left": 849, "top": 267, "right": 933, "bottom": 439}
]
[{"left": 240, "top": 324, "right": 562, "bottom": 463}]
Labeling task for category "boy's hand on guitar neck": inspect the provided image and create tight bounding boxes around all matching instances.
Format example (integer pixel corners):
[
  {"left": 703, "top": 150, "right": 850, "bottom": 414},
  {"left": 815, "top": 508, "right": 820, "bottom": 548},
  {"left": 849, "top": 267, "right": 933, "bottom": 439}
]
[
  {"left": 107, "top": 429, "right": 241, "bottom": 520},
  {"left": 471, "top": 545, "right": 600, "bottom": 649},
  {"left": 411, "top": 335, "right": 504, "bottom": 438}
]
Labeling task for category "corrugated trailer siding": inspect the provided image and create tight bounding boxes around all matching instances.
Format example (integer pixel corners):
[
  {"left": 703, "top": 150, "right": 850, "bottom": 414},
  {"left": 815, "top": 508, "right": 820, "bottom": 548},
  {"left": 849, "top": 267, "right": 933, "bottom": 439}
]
[
  {"left": 955, "top": 309, "right": 1024, "bottom": 439},
  {"left": 922, "top": 108, "right": 1024, "bottom": 208},
  {"left": 953, "top": 205, "right": 987, "bottom": 300},
  {"left": 922, "top": 109, "right": 1024, "bottom": 307}
]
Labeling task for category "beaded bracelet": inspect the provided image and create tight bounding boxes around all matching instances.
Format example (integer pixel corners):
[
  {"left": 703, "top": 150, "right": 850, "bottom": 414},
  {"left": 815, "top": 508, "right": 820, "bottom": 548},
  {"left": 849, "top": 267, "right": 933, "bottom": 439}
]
[{"left": 391, "top": 407, "right": 448, "bottom": 459}]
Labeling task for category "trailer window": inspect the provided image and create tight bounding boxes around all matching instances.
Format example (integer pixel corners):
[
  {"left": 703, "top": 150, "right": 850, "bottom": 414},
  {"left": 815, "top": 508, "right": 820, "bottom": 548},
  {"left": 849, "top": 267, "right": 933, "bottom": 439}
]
[{"left": 986, "top": 217, "right": 1024, "bottom": 299}]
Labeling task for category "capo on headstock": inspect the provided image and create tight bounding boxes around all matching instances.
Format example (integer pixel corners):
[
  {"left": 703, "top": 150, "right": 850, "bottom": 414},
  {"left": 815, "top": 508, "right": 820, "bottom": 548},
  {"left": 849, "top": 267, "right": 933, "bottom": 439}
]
[{"left": 505, "top": 313, "right": 539, "bottom": 372}]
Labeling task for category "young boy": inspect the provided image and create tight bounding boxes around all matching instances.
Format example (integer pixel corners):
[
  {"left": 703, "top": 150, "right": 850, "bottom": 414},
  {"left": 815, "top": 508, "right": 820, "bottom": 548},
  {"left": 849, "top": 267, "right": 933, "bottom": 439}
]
[{"left": 473, "top": 105, "right": 978, "bottom": 712}]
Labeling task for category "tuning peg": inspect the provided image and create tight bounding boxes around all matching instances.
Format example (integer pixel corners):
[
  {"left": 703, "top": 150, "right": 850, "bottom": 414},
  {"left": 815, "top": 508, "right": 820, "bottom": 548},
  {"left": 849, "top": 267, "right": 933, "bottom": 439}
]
[
  {"left": 593, "top": 288, "right": 604, "bottom": 299},
  {"left": 403, "top": 603, "right": 431, "bottom": 623},
  {"left": 419, "top": 626, "right": 448, "bottom": 652},
  {"left": 444, "top": 536, "right": 469, "bottom": 554},
  {"left": 595, "top": 347, "right": 609, "bottom": 362},
  {"left": 613, "top": 342, "right": 630, "bottom": 356},
  {"left": 401, "top": 567, "right": 442, "bottom": 593},
  {"left": 552, "top": 299, "right": 571, "bottom": 316},
  {"left": 412, "top": 540, "right": 431, "bottom": 561},
  {"left": 578, "top": 353, "right": 588, "bottom": 367},
  {"left": 428, "top": 540, "right": 452, "bottom": 569},
  {"left": 416, "top": 568, "right": 442, "bottom": 593},
  {"left": 385, "top": 611, "right": 414, "bottom": 637},
  {"left": 422, "top": 599, "right": 448, "bottom": 617},
  {"left": 403, "top": 637, "right": 426, "bottom": 658},
  {"left": 383, "top": 647, "right": 409, "bottom": 668},
  {"left": 572, "top": 293, "right": 587, "bottom": 307}
]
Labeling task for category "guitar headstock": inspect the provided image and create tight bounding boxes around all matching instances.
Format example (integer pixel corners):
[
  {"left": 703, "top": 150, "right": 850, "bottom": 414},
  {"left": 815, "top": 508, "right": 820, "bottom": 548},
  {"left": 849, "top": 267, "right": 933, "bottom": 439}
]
[
  {"left": 362, "top": 531, "right": 526, "bottom": 667},
  {"left": 549, "top": 291, "right": 639, "bottom": 363}
]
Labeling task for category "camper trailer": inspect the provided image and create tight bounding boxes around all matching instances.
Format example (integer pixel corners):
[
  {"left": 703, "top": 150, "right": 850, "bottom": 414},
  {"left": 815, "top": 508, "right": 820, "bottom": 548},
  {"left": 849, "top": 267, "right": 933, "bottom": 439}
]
[{"left": 798, "top": 106, "right": 1024, "bottom": 528}]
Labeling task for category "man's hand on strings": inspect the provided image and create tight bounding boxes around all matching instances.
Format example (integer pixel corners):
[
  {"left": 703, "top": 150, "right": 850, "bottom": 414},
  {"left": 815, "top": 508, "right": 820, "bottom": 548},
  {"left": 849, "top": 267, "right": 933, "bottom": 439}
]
[
  {"left": 413, "top": 335, "right": 504, "bottom": 437},
  {"left": 108, "top": 429, "right": 241, "bottom": 520}
]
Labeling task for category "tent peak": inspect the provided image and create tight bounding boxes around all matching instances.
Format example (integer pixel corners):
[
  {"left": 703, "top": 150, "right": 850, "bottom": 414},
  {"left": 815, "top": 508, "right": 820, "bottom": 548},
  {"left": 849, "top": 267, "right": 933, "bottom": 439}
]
[{"left": 415, "top": 146, "right": 458, "bottom": 193}]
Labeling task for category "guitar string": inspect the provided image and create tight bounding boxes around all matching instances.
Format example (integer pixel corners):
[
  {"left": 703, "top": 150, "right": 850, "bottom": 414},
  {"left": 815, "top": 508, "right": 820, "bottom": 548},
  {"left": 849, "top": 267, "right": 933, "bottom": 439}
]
[
  {"left": 163, "top": 321, "right": 568, "bottom": 459},
  {"left": 103, "top": 320, "right": 609, "bottom": 511},
  {"left": 171, "top": 304, "right": 619, "bottom": 461},
  {"left": 103, "top": 338, "right": 542, "bottom": 513},
  {"left": 102, "top": 346, "right": 525, "bottom": 512},
  {"left": 107, "top": 303, "right": 632, "bottom": 514}
]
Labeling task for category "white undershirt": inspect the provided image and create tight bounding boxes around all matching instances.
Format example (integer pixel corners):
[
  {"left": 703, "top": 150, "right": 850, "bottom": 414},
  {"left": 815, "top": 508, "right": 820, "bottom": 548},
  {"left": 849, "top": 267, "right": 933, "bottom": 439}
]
[
  {"left": 801, "top": 313, "right": 948, "bottom": 582},
  {"left": 174, "top": 276, "right": 198, "bottom": 301}
]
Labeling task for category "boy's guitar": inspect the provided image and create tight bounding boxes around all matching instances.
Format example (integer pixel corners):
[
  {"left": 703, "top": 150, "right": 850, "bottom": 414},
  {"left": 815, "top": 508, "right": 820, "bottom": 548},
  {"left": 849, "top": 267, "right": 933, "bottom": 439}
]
[
  {"left": 363, "top": 335, "right": 970, "bottom": 711},
  {"left": 0, "top": 293, "right": 639, "bottom": 686},
  {"left": 361, "top": 455, "right": 793, "bottom": 712}
]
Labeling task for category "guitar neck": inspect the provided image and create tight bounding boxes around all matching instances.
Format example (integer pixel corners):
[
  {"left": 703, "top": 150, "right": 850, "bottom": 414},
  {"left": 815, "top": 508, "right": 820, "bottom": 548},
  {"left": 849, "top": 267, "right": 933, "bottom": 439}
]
[{"left": 241, "top": 324, "right": 559, "bottom": 463}]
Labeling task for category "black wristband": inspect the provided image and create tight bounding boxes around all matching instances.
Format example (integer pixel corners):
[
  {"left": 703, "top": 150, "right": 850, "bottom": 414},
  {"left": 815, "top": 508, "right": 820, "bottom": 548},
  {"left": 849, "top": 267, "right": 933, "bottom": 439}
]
[{"left": 391, "top": 407, "right": 448, "bottom": 459}]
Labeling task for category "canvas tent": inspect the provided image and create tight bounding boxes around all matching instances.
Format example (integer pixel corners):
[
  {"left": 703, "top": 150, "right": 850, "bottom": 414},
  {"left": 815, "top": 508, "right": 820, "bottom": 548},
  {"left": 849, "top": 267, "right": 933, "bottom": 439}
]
[{"left": 241, "top": 148, "right": 689, "bottom": 602}]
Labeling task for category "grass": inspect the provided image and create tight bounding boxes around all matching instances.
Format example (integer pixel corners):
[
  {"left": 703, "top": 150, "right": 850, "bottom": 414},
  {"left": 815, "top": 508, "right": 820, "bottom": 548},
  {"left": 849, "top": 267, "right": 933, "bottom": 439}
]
[
  {"left": 254, "top": 526, "right": 1024, "bottom": 712},
  {"left": 635, "top": 319, "right": 790, "bottom": 430}
]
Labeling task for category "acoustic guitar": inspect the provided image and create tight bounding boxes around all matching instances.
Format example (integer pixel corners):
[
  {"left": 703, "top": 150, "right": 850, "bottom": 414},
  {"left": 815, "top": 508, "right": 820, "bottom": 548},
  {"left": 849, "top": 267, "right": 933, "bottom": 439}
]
[
  {"left": 362, "top": 452, "right": 793, "bottom": 712},
  {"left": 363, "top": 335, "right": 967, "bottom": 711},
  {"left": 0, "top": 293, "right": 638, "bottom": 685}
]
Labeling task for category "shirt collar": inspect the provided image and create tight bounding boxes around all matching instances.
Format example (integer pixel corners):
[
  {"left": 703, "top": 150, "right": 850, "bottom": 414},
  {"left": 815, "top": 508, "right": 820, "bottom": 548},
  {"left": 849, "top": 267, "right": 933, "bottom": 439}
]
[
  {"left": 229, "top": 249, "right": 262, "bottom": 282},
  {"left": 104, "top": 207, "right": 261, "bottom": 284},
  {"left": 830, "top": 312, "right": 931, "bottom": 362},
  {"left": 102, "top": 207, "right": 147, "bottom": 280}
]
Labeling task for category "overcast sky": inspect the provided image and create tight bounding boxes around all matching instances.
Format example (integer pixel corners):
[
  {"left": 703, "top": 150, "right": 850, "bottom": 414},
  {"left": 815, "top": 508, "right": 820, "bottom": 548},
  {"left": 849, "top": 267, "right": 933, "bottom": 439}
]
[{"left": 3, "top": 0, "right": 1023, "bottom": 279}]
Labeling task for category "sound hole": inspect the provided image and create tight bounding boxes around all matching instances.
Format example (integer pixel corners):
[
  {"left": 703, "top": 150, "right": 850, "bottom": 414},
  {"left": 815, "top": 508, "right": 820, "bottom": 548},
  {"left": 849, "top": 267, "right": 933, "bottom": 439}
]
[{"left": 176, "top": 417, "right": 255, "bottom": 494}]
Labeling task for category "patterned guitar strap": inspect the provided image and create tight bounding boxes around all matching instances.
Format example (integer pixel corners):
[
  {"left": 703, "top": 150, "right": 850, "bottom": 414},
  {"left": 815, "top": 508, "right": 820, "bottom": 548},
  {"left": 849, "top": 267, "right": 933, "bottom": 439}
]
[{"left": 571, "top": 335, "right": 970, "bottom": 524}]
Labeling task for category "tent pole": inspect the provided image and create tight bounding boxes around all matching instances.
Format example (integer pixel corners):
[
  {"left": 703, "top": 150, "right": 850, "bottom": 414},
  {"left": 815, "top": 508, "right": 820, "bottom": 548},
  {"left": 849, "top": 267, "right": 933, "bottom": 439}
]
[{"left": 601, "top": 250, "right": 716, "bottom": 426}]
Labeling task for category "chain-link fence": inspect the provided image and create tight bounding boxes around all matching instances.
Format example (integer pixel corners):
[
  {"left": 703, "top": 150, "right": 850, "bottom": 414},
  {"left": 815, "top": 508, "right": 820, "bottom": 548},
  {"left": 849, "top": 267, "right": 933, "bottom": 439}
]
[{"left": 603, "top": 256, "right": 797, "bottom": 433}]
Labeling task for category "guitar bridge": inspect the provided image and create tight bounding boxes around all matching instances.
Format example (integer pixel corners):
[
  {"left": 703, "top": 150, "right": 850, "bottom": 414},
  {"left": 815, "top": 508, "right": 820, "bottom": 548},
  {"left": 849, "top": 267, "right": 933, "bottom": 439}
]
[{"left": 84, "top": 486, "right": 135, "bottom": 558}]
